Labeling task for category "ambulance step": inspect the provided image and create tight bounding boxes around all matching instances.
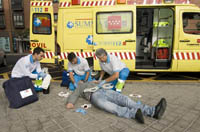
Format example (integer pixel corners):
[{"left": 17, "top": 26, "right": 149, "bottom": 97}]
[
  {"left": 136, "top": 65, "right": 169, "bottom": 69},
  {"left": 154, "top": 62, "right": 170, "bottom": 67},
  {"left": 136, "top": 60, "right": 154, "bottom": 65}
]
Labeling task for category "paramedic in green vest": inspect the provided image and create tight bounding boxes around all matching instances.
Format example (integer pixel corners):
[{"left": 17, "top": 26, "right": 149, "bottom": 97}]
[{"left": 95, "top": 48, "right": 130, "bottom": 93}]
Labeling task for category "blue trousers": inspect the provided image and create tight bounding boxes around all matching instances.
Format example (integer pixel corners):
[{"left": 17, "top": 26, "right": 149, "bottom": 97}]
[
  {"left": 91, "top": 89, "right": 155, "bottom": 119},
  {"left": 110, "top": 68, "right": 130, "bottom": 90},
  {"left": 69, "top": 72, "right": 92, "bottom": 91}
]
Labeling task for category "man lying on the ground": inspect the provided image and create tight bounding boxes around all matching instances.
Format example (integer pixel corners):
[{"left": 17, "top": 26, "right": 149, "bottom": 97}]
[{"left": 66, "top": 82, "right": 167, "bottom": 124}]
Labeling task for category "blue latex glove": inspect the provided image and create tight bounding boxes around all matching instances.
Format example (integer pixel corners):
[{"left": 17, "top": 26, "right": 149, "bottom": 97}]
[
  {"left": 137, "top": 101, "right": 141, "bottom": 105},
  {"left": 74, "top": 83, "right": 78, "bottom": 88},
  {"left": 75, "top": 108, "right": 87, "bottom": 115},
  {"left": 38, "top": 72, "right": 47, "bottom": 79},
  {"left": 98, "top": 80, "right": 106, "bottom": 88}
]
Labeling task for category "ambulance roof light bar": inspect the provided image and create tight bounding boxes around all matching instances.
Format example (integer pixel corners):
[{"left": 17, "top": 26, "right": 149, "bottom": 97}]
[
  {"left": 164, "top": 0, "right": 174, "bottom": 4},
  {"left": 72, "top": 0, "right": 80, "bottom": 5},
  {"left": 117, "top": 0, "right": 126, "bottom": 4},
  {"left": 164, "top": 0, "right": 190, "bottom": 4}
]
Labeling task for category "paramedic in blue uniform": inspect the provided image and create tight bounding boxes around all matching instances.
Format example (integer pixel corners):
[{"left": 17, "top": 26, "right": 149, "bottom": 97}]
[
  {"left": 67, "top": 52, "right": 92, "bottom": 91},
  {"left": 95, "top": 48, "right": 130, "bottom": 93},
  {"left": 11, "top": 47, "right": 51, "bottom": 91}
]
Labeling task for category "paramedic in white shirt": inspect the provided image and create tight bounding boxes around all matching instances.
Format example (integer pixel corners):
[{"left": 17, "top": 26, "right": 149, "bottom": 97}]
[
  {"left": 11, "top": 47, "right": 51, "bottom": 91},
  {"left": 67, "top": 52, "right": 92, "bottom": 91},
  {"left": 95, "top": 48, "right": 130, "bottom": 93}
]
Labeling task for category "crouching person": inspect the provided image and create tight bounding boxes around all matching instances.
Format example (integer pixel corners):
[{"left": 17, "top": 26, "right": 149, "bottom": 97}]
[
  {"left": 67, "top": 52, "right": 92, "bottom": 91},
  {"left": 95, "top": 48, "right": 130, "bottom": 93},
  {"left": 66, "top": 82, "right": 167, "bottom": 124},
  {"left": 11, "top": 47, "right": 51, "bottom": 93}
]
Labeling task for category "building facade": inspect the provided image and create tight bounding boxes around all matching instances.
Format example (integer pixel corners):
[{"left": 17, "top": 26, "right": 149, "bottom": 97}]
[{"left": 0, "top": 0, "right": 58, "bottom": 53}]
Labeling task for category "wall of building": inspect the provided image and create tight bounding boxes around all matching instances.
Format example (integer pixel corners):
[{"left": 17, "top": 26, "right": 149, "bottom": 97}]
[{"left": 0, "top": 0, "right": 58, "bottom": 53}]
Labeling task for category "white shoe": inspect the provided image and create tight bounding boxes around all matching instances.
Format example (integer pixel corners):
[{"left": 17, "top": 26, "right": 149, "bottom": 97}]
[{"left": 58, "top": 92, "right": 70, "bottom": 98}]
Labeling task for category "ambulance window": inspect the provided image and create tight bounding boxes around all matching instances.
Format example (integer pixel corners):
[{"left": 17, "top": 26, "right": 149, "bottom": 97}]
[
  {"left": 96, "top": 11, "right": 133, "bottom": 34},
  {"left": 183, "top": 13, "right": 200, "bottom": 35},
  {"left": 32, "top": 13, "right": 52, "bottom": 34}
]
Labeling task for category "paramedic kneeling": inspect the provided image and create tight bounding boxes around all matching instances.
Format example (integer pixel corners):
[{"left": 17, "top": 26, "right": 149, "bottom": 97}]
[
  {"left": 95, "top": 48, "right": 130, "bottom": 93},
  {"left": 11, "top": 47, "right": 51, "bottom": 91},
  {"left": 67, "top": 52, "right": 92, "bottom": 91}
]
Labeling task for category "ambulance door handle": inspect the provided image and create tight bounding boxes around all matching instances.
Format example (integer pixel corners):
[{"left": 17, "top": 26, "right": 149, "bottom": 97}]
[
  {"left": 125, "top": 40, "right": 135, "bottom": 42},
  {"left": 30, "top": 40, "right": 39, "bottom": 42},
  {"left": 180, "top": 40, "right": 190, "bottom": 42}
]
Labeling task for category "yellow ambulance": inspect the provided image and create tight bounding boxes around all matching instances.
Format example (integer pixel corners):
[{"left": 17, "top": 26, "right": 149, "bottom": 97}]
[{"left": 30, "top": 0, "right": 200, "bottom": 72}]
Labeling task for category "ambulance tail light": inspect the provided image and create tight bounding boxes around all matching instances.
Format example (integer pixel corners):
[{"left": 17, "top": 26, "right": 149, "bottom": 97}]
[
  {"left": 197, "top": 39, "right": 200, "bottom": 43},
  {"left": 164, "top": 0, "right": 174, "bottom": 3},
  {"left": 72, "top": 0, "right": 80, "bottom": 5},
  {"left": 117, "top": 0, "right": 126, "bottom": 4}
]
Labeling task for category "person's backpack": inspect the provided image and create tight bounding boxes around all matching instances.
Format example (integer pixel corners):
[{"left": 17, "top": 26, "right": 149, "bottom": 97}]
[
  {"left": 2, "top": 76, "right": 38, "bottom": 108},
  {"left": 60, "top": 70, "right": 70, "bottom": 87}
]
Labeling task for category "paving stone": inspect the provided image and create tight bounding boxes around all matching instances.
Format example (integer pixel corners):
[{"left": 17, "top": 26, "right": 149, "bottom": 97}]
[
  {"left": 163, "top": 115, "right": 177, "bottom": 122},
  {"left": 70, "top": 117, "right": 91, "bottom": 129},
  {"left": 151, "top": 122, "right": 166, "bottom": 131},
  {"left": 82, "top": 122, "right": 102, "bottom": 132},
  {"left": 144, "top": 118, "right": 157, "bottom": 125},
  {"left": 42, "top": 120, "right": 55, "bottom": 129},
  {"left": 56, "top": 119, "right": 72, "bottom": 129},
  {"left": 36, "top": 130, "right": 46, "bottom": 132},
  {"left": 98, "top": 126, "right": 121, "bottom": 132},
  {"left": 164, "top": 128, "right": 179, "bottom": 132},
  {"left": 10, "top": 125, "right": 27, "bottom": 132},
  {"left": 175, "top": 119, "right": 190, "bottom": 128},
  {"left": 55, "top": 130, "right": 65, "bottom": 132},
  {"left": 44, "top": 124, "right": 61, "bottom": 132},
  {"left": 85, "top": 115, "right": 101, "bottom": 124},
  {"left": 143, "top": 128, "right": 159, "bottom": 132},
  {"left": 25, "top": 119, "right": 43, "bottom": 132},
  {"left": 63, "top": 125, "right": 81, "bottom": 132},
  {"left": 190, "top": 121, "right": 200, "bottom": 130},
  {"left": 123, "top": 127, "right": 141, "bottom": 132},
  {"left": 158, "top": 119, "right": 171, "bottom": 126},
  {"left": 186, "top": 128, "right": 200, "bottom": 132},
  {"left": 169, "top": 125, "right": 185, "bottom": 132},
  {"left": 131, "top": 123, "right": 147, "bottom": 131}
]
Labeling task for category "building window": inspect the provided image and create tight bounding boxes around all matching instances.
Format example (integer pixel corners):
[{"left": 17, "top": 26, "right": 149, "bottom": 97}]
[
  {"left": 0, "top": 14, "right": 5, "bottom": 29},
  {"left": 54, "top": 13, "right": 58, "bottom": 22},
  {"left": 33, "top": 13, "right": 52, "bottom": 34},
  {"left": 183, "top": 13, "right": 200, "bottom": 35},
  {"left": 11, "top": 0, "right": 23, "bottom": 10},
  {"left": 0, "top": 0, "right": 3, "bottom": 11},
  {"left": 96, "top": 11, "right": 133, "bottom": 34},
  {"left": 53, "top": 0, "right": 59, "bottom": 3},
  {"left": 0, "top": 37, "right": 10, "bottom": 52},
  {"left": 13, "top": 12, "right": 25, "bottom": 28}
]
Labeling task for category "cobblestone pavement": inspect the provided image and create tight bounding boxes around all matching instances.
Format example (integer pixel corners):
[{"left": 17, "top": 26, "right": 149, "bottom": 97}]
[{"left": 1, "top": 79, "right": 200, "bottom": 132}]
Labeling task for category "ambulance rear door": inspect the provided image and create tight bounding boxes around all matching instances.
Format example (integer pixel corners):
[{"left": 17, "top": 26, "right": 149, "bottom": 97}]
[
  {"left": 30, "top": 1, "right": 55, "bottom": 63},
  {"left": 176, "top": 6, "right": 200, "bottom": 71},
  {"left": 93, "top": 5, "right": 136, "bottom": 71}
]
